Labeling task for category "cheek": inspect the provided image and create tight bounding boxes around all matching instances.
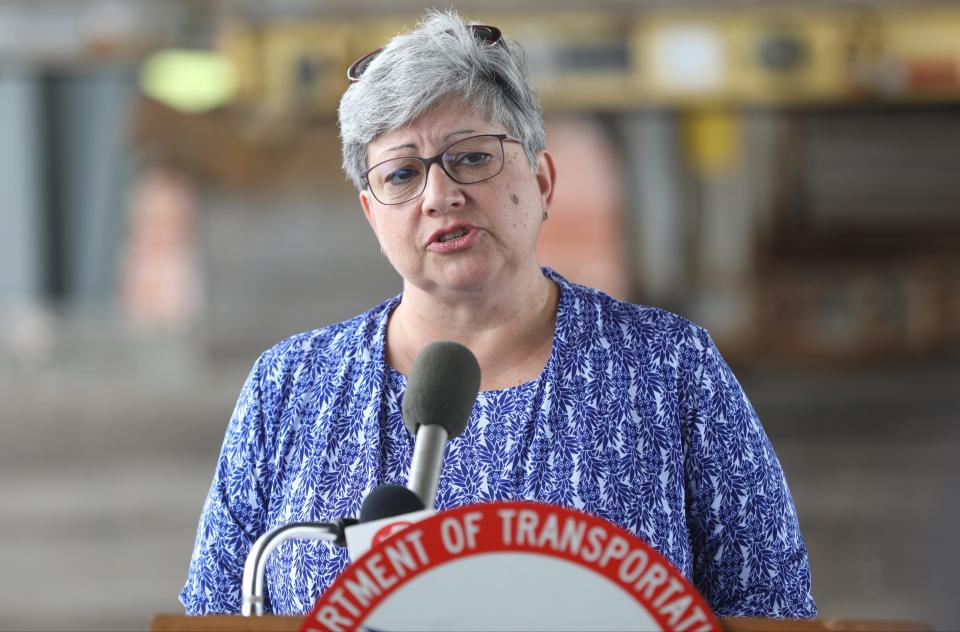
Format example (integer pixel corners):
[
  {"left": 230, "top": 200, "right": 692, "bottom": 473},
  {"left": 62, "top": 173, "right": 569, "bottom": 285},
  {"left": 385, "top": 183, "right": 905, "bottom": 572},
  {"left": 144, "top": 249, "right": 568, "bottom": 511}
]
[
  {"left": 503, "top": 193, "right": 539, "bottom": 237},
  {"left": 377, "top": 216, "right": 414, "bottom": 247}
]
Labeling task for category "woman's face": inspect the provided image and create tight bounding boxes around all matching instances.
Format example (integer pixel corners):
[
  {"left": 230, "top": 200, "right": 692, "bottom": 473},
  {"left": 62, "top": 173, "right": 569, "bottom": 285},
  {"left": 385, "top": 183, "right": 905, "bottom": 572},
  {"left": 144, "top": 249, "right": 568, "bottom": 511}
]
[{"left": 359, "top": 97, "right": 555, "bottom": 297}]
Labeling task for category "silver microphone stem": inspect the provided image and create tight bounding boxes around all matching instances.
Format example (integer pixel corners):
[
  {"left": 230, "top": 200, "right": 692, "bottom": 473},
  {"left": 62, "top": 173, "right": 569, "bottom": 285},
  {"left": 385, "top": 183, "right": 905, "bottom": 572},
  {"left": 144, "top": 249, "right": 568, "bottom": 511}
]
[
  {"left": 407, "top": 424, "right": 448, "bottom": 511},
  {"left": 241, "top": 523, "right": 338, "bottom": 616}
]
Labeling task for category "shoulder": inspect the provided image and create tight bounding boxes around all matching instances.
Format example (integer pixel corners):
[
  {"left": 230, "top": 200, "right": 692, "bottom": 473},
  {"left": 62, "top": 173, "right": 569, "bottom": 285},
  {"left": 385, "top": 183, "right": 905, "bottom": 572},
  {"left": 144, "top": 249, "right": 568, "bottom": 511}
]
[
  {"left": 547, "top": 268, "right": 709, "bottom": 359},
  {"left": 250, "top": 296, "right": 397, "bottom": 390}
]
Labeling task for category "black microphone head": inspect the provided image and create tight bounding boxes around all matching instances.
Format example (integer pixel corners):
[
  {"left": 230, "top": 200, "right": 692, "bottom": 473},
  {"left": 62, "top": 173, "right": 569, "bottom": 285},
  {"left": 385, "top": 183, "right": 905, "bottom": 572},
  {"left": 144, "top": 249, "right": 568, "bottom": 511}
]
[
  {"left": 359, "top": 484, "right": 426, "bottom": 523},
  {"left": 401, "top": 340, "right": 480, "bottom": 439}
]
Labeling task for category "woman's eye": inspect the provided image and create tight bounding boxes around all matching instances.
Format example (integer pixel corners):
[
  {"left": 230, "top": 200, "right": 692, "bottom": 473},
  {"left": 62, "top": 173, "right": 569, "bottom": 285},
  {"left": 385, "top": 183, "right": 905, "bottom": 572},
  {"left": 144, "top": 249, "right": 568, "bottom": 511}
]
[
  {"left": 455, "top": 152, "right": 493, "bottom": 167},
  {"left": 385, "top": 168, "right": 419, "bottom": 185}
]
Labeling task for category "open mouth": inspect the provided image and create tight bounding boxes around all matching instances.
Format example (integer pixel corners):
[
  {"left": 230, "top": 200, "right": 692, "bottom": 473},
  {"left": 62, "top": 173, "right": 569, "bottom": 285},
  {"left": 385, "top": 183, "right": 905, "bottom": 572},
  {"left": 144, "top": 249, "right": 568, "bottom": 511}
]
[
  {"left": 427, "top": 224, "right": 477, "bottom": 252},
  {"left": 438, "top": 228, "right": 469, "bottom": 243}
]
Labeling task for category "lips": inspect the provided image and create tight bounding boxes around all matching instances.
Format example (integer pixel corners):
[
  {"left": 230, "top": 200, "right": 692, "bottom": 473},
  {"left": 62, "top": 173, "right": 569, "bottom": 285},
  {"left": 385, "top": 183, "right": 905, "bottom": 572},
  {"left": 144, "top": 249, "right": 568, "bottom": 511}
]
[
  {"left": 426, "top": 223, "right": 479, "bottom": 253},
  {"left": 427, "top": 223, "right": 477, "bottom": 246}
]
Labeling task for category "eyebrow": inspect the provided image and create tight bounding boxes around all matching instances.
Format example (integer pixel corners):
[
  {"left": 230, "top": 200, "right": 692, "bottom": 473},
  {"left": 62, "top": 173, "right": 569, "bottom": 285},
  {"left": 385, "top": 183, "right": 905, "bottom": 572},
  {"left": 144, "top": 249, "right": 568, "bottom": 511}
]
[
  {"left": 384, "top": 129, "right": 477, "bottom": 154},
  {"left": 444, "top": 129, "right": 476, "bottom": 142}
]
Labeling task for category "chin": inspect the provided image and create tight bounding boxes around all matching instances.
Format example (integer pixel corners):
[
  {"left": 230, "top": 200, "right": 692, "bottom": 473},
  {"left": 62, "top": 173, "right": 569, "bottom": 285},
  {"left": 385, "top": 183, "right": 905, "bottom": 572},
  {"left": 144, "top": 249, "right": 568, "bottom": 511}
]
[{"left": 420, "top": 259, "right": 499, "bottom": 294}]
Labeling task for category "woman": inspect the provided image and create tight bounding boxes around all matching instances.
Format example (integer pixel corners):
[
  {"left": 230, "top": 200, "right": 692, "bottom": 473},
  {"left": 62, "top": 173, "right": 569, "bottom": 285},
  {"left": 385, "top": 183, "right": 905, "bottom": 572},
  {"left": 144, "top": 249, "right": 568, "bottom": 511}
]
[{"left": 181, "top": 10, "right": 816, "bottom": 619}]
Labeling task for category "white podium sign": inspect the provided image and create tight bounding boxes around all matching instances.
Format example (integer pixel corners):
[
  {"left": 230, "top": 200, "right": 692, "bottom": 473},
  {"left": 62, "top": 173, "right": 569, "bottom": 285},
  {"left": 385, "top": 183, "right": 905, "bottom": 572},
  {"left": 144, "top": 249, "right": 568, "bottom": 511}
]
[{"left": 302, "top": 501, "right": 720, "bottom": 632}]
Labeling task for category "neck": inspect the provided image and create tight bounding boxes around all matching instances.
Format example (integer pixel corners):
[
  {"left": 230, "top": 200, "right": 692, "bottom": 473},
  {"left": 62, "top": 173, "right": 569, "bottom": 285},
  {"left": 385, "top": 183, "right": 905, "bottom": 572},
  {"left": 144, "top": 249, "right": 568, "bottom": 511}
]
[{"left": 387, "top": 267, "right": 558, "bottom": 391}]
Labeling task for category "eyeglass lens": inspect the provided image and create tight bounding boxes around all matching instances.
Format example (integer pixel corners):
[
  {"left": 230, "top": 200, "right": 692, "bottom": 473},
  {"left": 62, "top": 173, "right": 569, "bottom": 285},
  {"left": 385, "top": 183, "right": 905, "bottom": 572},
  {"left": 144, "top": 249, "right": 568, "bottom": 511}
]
[{"left": 366, "top": 135, "right": 505, "bottom": 205}]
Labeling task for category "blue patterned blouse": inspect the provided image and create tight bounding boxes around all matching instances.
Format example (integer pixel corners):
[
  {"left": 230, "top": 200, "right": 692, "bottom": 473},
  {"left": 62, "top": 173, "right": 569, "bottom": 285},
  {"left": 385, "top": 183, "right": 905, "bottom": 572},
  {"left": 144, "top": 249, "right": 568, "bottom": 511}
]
[{"left": 181, "top": 269, "right": 816, "bottom": 618}]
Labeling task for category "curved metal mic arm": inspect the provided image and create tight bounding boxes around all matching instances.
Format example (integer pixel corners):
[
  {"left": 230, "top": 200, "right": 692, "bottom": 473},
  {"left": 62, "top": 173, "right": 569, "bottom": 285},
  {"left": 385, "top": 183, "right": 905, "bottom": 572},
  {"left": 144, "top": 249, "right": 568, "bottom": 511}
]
[{"left": 241, "top": 519, "right": 356, "bottom": 616}]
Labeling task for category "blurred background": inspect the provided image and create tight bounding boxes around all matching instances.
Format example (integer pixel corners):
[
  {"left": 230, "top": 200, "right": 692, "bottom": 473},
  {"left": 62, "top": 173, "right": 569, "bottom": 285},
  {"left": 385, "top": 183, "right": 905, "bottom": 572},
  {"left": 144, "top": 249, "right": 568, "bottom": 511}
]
[{"left": 1, "top": 0, "right": 959, "bottom": 630}]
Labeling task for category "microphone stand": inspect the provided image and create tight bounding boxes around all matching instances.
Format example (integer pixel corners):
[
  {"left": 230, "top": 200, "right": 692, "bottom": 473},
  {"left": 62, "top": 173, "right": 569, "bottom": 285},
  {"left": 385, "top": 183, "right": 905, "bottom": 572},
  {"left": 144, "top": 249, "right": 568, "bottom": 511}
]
[
  {"left": 241, "top": 519, "right": 355, "bottom": 616},
  {"left": 406, "top": 424, "right": 448, "bottom": 511}
]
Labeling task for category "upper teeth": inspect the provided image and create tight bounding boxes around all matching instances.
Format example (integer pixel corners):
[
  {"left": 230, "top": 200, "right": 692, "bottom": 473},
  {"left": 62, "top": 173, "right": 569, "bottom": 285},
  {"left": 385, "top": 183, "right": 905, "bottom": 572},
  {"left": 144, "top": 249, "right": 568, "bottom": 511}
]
[{"left": 439, "top": 228, "right": 468, "bottom": 242}]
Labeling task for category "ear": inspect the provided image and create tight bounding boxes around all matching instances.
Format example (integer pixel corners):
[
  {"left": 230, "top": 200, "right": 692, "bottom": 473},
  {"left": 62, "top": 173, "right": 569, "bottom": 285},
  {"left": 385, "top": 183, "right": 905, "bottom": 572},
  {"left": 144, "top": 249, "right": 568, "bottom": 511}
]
[
  {"left": 535, "top": 150, "right": 557, "bottom": 210},
  {"left": 359, "top": 189, "right": 379, "bottom": 237}
]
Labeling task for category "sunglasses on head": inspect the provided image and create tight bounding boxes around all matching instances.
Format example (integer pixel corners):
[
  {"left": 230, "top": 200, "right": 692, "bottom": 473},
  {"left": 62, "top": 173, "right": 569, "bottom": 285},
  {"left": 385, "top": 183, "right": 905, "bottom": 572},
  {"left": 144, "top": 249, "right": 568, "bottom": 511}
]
[{"left": 346, "top": 24, "right": 503, "bottom": 82}]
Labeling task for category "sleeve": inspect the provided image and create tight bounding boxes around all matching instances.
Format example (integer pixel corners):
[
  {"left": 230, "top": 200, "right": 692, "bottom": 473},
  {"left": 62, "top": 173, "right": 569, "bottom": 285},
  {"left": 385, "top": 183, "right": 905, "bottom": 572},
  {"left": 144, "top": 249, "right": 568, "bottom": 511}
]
[
  {"left": 682, "top": 328, "right": 817, "bottom": 618},
  {"left": 180, "top": 353, "right": 273, "bottom": 614}
]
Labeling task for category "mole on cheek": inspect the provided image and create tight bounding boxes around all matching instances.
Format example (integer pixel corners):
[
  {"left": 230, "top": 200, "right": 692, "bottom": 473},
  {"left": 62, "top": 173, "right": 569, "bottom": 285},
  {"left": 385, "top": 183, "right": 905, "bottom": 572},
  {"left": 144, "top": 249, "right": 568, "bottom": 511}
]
[{"left": 511, "top": 194, "right": 520, "bottom": 205}]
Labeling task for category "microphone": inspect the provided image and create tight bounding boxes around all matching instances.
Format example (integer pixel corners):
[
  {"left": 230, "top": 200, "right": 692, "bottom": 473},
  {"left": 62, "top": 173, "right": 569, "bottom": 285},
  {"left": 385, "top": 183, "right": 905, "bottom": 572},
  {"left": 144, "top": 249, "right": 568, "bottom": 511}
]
[
  {"left": 343, "top": 484, "right": 428, "bottom": 561},
  {"left": 402, "top": 340, "right": 480, "bottom": 510},
  {"left": 360, "top": 484, "right": 425, "bottom": 523}
]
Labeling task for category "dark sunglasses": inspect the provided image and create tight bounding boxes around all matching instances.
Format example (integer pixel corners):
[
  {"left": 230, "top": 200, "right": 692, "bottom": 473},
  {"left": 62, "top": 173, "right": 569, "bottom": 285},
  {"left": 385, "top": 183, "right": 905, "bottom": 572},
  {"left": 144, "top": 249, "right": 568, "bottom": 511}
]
[{"left": 346, "top": 24, "right": 503, "bottom": 82}]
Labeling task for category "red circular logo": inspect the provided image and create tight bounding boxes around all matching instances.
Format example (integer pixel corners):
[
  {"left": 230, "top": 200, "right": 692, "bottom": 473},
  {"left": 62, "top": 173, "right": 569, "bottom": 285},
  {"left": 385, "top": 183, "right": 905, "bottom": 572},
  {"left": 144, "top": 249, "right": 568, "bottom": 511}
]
[{"left": 303, "top": 501, "right": 721, "bottom": 632}]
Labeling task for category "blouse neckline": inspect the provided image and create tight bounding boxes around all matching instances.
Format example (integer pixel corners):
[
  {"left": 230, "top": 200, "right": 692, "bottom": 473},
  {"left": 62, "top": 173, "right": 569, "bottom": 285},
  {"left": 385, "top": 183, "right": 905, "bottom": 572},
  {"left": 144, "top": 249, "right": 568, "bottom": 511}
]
[{"left": 374, "top": 268, "right": 569, "bottom": 396}]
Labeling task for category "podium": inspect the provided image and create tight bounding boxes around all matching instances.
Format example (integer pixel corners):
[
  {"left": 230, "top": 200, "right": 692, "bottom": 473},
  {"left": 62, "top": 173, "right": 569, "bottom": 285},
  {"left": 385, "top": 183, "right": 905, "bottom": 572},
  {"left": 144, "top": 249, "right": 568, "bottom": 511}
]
[
  {"left": 149, "top": 614, "right": 933, "bottom": 632},
  {"left": 165, "top": 502, "right": 934, "bottom": 632}
]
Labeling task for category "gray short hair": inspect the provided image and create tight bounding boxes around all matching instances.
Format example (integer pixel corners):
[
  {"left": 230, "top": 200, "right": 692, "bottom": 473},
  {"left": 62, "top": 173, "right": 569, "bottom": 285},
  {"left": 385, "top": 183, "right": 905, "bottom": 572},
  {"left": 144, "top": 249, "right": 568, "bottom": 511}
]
[{"left": 338, "top": 9, "right": 546, "bottom": 191}]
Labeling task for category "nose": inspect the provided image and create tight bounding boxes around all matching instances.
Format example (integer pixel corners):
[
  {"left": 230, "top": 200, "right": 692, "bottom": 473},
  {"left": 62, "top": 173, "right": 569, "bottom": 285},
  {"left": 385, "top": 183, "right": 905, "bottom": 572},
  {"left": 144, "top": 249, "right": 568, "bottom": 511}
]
[{"left": 419, "top": 161, "right": 464, "bottom": 215}]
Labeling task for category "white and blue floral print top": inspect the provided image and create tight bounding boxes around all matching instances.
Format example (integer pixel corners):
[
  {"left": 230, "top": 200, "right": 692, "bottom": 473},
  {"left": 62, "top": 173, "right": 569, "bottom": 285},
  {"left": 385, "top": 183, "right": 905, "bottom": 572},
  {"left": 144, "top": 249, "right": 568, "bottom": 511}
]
[{"left": 181, "top": 269, "right": 816, "bottom": 618}]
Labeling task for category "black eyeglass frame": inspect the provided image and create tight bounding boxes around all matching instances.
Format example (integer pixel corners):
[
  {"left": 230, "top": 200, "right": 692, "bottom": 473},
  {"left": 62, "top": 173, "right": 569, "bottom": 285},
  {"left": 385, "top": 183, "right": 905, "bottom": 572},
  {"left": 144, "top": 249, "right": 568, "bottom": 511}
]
[
  {"left": 346, "top": 24, "right": 503, "bottom": 82},
  {"left": 361, "top": 133, "right": 521, "bottom": 206}
]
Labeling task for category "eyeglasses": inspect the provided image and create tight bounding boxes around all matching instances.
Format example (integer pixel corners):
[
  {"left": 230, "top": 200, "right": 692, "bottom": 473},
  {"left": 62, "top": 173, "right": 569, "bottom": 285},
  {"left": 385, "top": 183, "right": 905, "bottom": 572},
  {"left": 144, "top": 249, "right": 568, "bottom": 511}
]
[
  {"left": 346, "top": 24, "right": 503, "bottom": 82},
  {"left": 362, "top": 133, "right": 521, "bottom": 205}
]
